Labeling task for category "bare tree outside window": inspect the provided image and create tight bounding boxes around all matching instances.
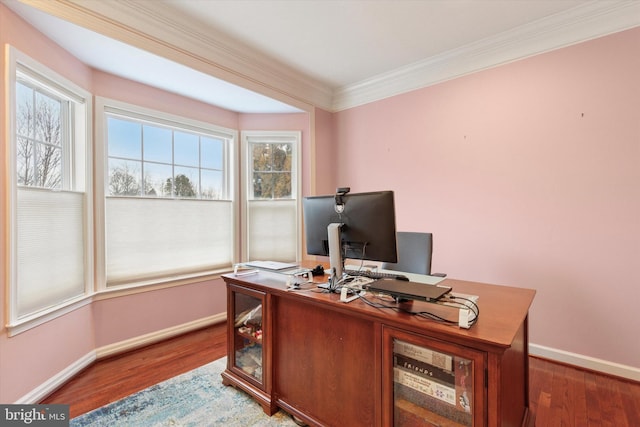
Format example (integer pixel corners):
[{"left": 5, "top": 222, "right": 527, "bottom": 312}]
[
  {"left": 16, "top": 82, "right": 63, "bottom": 189},
  {"left": 251, "top": 143, "right": 292, "bottom": 199},
  {"left": 107, "top": 116, "right": 225, "bottom": 200},
  {"left": 109, "top": 163, "right": 141, "bottom": 196}
]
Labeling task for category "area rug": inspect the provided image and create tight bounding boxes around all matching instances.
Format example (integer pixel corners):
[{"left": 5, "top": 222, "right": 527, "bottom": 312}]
[{"left": 71, "top": 357, "right": 299, "bottom": 426}]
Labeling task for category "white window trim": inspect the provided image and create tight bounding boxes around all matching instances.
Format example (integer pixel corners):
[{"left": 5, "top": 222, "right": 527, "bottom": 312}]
[
  {"left": 94, "top": 97, "right": 239, "bottom": 290},
  {"left": 240, "top": 130, "right": 302, "bottom": 262},
  {"left": 5, "top": 46, "right": 94, "bottom": 335}
]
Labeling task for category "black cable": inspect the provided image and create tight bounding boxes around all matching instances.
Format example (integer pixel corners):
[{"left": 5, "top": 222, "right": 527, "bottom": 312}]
[
  {"left": 438, "top": 295, "right": 480, "bottom": 326},
  {"left": 357, "top": 294, "right": 459, "bottom": 325},
  {"left": 444, "top": 295, "right": 480, "bottom": 318}
]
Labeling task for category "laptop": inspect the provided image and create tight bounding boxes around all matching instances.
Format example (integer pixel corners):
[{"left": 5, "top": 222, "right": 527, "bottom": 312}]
[{"left": 367, "top": 279, "right": 452, "bottom": 302}]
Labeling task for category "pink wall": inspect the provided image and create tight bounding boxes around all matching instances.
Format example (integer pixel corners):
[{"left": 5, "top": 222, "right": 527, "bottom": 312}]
[
  {"left": 312, "top": 107, "right": 338, "bottom": 195},
  {"left": 1, "top": 5, "right": 310, "bottom": 403},
  {"left": 333, "top": 28, "right": 640, "bottom": 368},
  {"left": 93, "top": 281, "right": 225, "bottom": 348},
  {"left": 1, "top": 4, "right": 96, "bottom": 403}
]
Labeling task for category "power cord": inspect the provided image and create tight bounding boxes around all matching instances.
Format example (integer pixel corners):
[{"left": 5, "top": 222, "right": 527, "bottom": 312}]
[{"left": 356, "top": 292, "right": 479, "bottom": 327}]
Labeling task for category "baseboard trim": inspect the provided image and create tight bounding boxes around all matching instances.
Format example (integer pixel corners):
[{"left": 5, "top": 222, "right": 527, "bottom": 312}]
[
  {"left": 96, "top": 313, "right": 226, "bottom": 359},
  {"left": 17, "top": 314, "right": 226, "bottom": 404},
  {"left": 16, "top": 351, "right": 97, "bottom": 404},
  {"left": 530, "top": 343, "right": 640, "bottom": 382}
]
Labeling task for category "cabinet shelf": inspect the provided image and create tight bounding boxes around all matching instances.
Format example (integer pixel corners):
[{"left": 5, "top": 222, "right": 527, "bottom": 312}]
[{"left": 236, "top": 328, "right": 263, "bottom": 344}]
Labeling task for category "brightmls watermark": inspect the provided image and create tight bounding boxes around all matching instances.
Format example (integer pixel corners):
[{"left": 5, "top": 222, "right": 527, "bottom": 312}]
[{"left": 0, "top": 405, "right": 69, "bottom": 426}]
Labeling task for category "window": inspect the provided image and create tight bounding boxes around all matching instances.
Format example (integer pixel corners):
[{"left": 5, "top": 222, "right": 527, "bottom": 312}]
[
  {"left": 7, "top": 47, "right": 92, "bottom": 330},
  {"left": 96, "top": 99, "right": 237, "bottom": 287},
  {"left": 106, "top": 118, "right": 226, "bottom": 199},
  {"left": 242, "top": 131, "right": 301, "bottom": 262}
]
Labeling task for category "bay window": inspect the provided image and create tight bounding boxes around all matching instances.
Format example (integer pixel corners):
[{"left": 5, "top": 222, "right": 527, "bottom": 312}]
[
  {"left": 7, "top": 47, "right": 92, "bottom": 331},
  {"left": 242, "top": 131, "right": 301, "bottom": 262},
  {"left": 96, "top": 99, "right": 237, "bottom": 287}
]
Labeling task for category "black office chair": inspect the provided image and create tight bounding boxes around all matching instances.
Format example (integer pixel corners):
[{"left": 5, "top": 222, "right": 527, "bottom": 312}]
[{"left": 381, "top": 231, "right": 446, "bottom": 277}]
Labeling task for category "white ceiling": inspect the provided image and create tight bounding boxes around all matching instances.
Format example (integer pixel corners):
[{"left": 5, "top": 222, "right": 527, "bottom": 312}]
[
  {"left": 4, "top": 0, "right": 639, "bottom": 113},
  {"left": 163, "top": 0, "right": 586, "bottom": 88}
]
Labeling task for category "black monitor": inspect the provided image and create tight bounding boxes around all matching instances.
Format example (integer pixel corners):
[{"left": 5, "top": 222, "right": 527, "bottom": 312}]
[{"left": 303, "top": 188, "right": 398, "bottom": 279}]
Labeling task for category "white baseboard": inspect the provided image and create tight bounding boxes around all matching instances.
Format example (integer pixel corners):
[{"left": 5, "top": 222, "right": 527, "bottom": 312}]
[
  {"left": 96, "top": 313, "right": 226, "bottom": 359},
  {"left": 530, "top": 343, "right": 640, "bottom": 382},
  {"left": 21, "top": 319, "right": 636, "bottom": 405},
  {"left": 16, "top": 351, "right": 96, "bottom": 404},
  {"left": 17, "top": 313, "right": 226, "bottom": 404}
]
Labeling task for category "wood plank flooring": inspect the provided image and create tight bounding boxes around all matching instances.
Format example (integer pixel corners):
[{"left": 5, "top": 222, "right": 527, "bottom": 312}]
[
  {"left": 41, "top": 323, "right": 227, "bottom": 418},
  {"left": 41, "top": 324, "right": 640, "bottom": 426}
]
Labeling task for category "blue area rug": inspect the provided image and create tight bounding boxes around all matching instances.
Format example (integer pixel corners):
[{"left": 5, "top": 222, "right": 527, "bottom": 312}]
[{"left": 71, "top": 357, "right": 298, "bottom": 426}]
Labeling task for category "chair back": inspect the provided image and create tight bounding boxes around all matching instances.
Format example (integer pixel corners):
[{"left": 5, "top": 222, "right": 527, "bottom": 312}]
[{"left": 382, "top": 231, "right": 433, "bottom": 275}]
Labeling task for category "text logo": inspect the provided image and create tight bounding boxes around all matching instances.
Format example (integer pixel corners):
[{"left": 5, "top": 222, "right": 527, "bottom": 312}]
[{"left": 0, "top": 405, "right": 69, "bottom": 426}]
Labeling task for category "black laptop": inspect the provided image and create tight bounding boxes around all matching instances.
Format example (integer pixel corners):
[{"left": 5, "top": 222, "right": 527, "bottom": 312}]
[{"left": 367, "top": 279, "right": 452, "bottom": 302}]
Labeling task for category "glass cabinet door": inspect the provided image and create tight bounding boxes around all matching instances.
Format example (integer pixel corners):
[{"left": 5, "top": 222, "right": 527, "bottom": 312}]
[
  {"left": 230, "top": 286, "right": 265, "bottom": 387},
  {"left": 383, "top": 327, "right": 484, "bottom": 427}
]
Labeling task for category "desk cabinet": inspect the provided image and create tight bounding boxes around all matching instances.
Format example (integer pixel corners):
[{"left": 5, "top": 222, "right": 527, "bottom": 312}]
[
  {"left": 221, "top": 273, "right": 534, "bottom": 427},
  {"left": 384, "top": 327, "right": 485, "bottom": 426},
  {"left": 221, "top": 283, "right": 276, "bottom": 415}
]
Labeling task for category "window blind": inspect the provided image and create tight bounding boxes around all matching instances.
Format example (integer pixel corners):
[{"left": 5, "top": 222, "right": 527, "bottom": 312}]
[
  {"left": 247, "top": 199, "right": 297, "bottom": 261},
  {"left": 16, "top": 188, "right": 86, "bottom": 317},
  {"left": 106, "top": 197, "right": 233, "bottom": 285}
]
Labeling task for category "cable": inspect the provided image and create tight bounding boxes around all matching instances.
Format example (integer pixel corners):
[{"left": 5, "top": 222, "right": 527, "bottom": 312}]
[
  {"left": 357, "top": 292, "right": 478, "bottom": 327},
  {"left": 438, "top": 295, "right": 480, "bottom": 327}
]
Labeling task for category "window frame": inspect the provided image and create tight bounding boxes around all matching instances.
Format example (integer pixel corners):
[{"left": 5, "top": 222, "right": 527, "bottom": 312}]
[
  {"left": 240, "top": 130, "right": 302, "bottom": 262},
  {"left": 5, "top": 46, "right": 93, "bottom": 335},
  {"left": 94, "top": 97, "right": 239, "bottom": 290}
]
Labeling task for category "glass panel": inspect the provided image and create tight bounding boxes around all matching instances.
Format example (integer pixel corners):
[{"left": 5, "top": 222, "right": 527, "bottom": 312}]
[
  {"left": 173, "top": 166, "right": 198, "bottom": 198},
  {"left": 201, "top": 169, "right": 222, "bottom": 199},
  {"left": 252, "top": 143, "right": 271, "bottom": 172},
  {"left": 16, "top": 137, "right": 34, "bottom": 186},
  {"left": 143, "top": 162, "right": 172, "bottom": 197},
  {"left": 16, "top": 82, "right": 34, "bottom": 138},
  {"left": 271, "top": 144, "right": 291, "bottom": 172},
  {"left": 35, "top": 143, "right": 62, "bottom": 189},
  {"left": 108, "top": 117, "right": 142, "bottom": 159},
  {"left": 393, "top": 340, "right": 473, "bottom": 426},
  {"left": 252, "top": 172, "right": 273, "bottom": 199},
  {"left": 251, "top": 142, "right": 292, "bottom": 199},
  {"left": 174, "top": 131, "right": 199, "bottom": 166},
  {"left": 34, "top": 91, "right": 62, "bottom": 145},
  {"left": 143, "top": 125, "right": 172, "bottom": 163},
  {"left": 234, "top": 292, "right": 263, "bottom": 384},
  {"left": 201, "top": 136, "right": 223, "bottom": 169},
  {"left": 108, "top": 159, "right": 142, "bottom": 196}
]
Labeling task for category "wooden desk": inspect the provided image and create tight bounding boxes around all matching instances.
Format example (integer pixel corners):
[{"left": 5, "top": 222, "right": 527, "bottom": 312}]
[{"left": 221, "top": 270, "right": 535, "bottom": 427}]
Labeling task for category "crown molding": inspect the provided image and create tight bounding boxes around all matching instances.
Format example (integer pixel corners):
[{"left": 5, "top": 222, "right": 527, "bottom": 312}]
[
  {"left": 21, "top": 0, "right": 331, "bottom": 111},
  {"left": 18, "top": 0, "right": 640, "bottom": 114},
  {"left": 332, "top": 1, "right": 640, "bottom": 111}
]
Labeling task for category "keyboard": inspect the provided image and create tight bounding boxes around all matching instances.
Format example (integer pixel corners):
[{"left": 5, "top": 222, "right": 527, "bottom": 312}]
[{"left": 344, "top": 269, "right": 408, "bottom": 281}]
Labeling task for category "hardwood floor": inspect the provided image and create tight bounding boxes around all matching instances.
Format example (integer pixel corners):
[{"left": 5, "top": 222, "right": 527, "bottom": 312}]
[
  {"left": 41, "top": 323, "right": 227, "bottom": 418},
  {"left": 527, "top": 357, "right": 640, "bottom": 427},
  {"left": 42, "top": 324, "right": 640, "bottom": 426}
]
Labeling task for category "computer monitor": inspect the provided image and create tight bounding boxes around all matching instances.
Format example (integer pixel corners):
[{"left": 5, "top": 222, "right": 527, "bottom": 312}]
[{"left": 303, "top": 189, "right": 398, "bottom": 280}]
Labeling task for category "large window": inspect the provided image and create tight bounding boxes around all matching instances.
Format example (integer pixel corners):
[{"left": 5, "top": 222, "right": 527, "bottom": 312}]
[
  {"left": 97, "top": 99, "right": 237, "bottom": 287},
  {"left": 242, "top": 131, "right": 300, "bottom": 262},
  {"left": 7, "top": 47, "right": 92, "bottom": 330}
]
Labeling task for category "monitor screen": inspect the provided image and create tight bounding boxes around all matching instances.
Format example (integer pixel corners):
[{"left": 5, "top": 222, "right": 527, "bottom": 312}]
[{"left": 303, "top": 190, "right": 398, "bottom": 278}]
